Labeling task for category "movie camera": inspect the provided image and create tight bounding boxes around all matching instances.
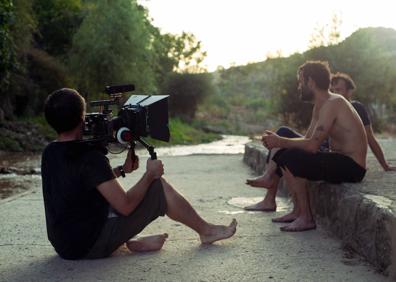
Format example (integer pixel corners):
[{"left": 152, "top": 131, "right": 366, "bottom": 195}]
[{"left": 83, "top": 84, "right": 169, "bottom": 159}]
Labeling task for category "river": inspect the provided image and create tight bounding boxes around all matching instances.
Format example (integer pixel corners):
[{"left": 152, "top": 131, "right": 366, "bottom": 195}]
[{"left": 0, "top": 135, "right": 251, "bottom": 200}]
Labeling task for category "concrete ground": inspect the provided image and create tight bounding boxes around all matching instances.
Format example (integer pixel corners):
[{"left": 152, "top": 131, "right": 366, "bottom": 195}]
[{"left": 0, "top": 154, "right": 389, "bottom": 281}]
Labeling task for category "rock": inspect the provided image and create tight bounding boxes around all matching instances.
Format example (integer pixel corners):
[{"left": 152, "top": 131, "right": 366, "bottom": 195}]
[
  {"left": 0, "top": 121, "right": 51, "bottom": 152},
  {"left": 0, "top": 166, "right": 40, "bottom": 175}
]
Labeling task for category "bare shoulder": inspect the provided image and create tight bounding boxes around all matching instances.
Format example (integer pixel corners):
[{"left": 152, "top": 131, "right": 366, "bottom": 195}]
[
  {"left": 317, "top": 94, "right": 349, "bottom": 121},
  {"left": 325, "top": 93, "right": 349, "bottom": 109}
]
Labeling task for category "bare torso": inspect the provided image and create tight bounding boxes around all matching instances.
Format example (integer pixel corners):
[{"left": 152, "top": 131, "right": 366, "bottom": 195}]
[{"left": 317, "top": 94, "right": 367, "bottom": 168}]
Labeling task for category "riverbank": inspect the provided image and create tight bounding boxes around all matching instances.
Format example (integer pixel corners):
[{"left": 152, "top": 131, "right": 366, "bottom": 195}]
[
  {"left": 0, "top": 117, "right": 225, "bottom": 153},
  {"left": 0, "top": 120, "right": 52, "bottom": 152},
  {"left": 0, "top": 135, "right": 250, "bottom": 200}
]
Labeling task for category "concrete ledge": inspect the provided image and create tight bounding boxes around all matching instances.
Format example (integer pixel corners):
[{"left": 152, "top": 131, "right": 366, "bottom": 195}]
[{"left": 244, "top": 142, "right": 396, "bottom": 276}]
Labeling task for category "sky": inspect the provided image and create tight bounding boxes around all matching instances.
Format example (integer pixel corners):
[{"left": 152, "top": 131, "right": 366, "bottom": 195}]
[{"left": 138, "top": 0, "right": 396, "bottom": 71}]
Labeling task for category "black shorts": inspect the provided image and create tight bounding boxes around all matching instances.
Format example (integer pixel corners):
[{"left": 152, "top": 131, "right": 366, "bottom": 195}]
[
  {"left": 272, "top": 148, "right": 366, "bottom": 184},
  {"left": 266, "top": 126, "right": 329, "bottom": 163},
  {"left": 85, "top": 179, "right": 167, "bottom": 259}
]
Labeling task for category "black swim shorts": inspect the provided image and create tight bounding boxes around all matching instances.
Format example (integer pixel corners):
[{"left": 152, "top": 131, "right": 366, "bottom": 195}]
[{"left": 272, "top": 148, "right": 366, "bottom": 183}]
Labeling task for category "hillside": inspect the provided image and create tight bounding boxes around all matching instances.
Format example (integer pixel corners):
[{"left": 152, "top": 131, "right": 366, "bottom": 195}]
[{"left": 202, "top": 27, "right": 396, "bottom": 133}]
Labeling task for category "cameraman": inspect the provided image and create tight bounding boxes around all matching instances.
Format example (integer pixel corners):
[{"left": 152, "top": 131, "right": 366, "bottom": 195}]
[{"left": 41, "top": 88, "right": 237, "bottom": 260}]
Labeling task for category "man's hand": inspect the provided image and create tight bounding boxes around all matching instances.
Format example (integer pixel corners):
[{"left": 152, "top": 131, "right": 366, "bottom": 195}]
[
  {"left": 146, "top": 159, "right": 164, "bottom": 180},
  {"left": 262, "top": 130, "right": 282, "bottom": 149},
  {"left": 123, "top": 148, "right": 139, "bottom": 174}
]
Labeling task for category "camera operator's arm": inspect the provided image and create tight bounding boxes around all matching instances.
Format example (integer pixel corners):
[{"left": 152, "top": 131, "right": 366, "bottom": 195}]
[
  {"left": 97, "top": 159, "right": 164, "bottom": 216},
  {"left": 113, "top": 149, "right": 139, "bottom": 177}
]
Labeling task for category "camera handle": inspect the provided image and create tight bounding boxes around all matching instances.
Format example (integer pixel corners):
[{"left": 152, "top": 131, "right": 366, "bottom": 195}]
[{"left": 135, "top": 137, "right": 157, "bottom": 160}]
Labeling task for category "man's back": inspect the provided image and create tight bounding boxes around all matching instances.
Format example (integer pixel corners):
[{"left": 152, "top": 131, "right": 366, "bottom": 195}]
[
  {"left": 324, "top": 94, "right": 367, "bottom": 168},
  {"left": 41, "top": 141, "right": 114, "bottom": 259}
]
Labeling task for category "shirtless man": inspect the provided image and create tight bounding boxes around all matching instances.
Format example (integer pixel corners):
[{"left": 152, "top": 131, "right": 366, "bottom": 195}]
[
  {"left": 244, "top": 73, "right": 376, "bottom": 214},
  {"left": 331, "top": 72, "right": 396, "bottom": 171},
  {"left": 261, "top": 61, "right": 367, "bottom": 231}
]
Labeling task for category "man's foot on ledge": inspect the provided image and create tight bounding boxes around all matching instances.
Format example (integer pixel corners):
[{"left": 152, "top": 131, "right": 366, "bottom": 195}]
[
  {"left": 200, "top": 218, "right": 237, "bottom": 244},
  {"left": 272, "top": 212, "right": 298, "bottom": 223},
  {"left": 246, "top": 174, "right": 273, "bottom": 189},
  {"left": 244, "top": 200, "right": 276, "bottom": 212},
  {"left": 126, "top": 233, "right": 168, "bottom": 252},
  {"left": 280, "top": 217, "right": 316, "bottom": 232}
]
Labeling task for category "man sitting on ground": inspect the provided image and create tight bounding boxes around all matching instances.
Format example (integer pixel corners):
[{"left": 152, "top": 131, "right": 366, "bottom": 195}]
[{"left": 41, "top": 88, "right": 237, "bottom": 260}]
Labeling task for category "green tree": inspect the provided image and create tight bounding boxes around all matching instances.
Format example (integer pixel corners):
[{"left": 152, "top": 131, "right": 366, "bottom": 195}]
[
  {"left": 0, "top": 0, "right": 38, "bottom": 119},
  {"left": 69, "top": 0, "right": 156, "bottom": 97},
  {"left": 0, "top": 1, "right": 14, "bottom": 120},
  {"left": 33, "top": 0, "right": 83, "bottom": 57},
  {"left": 7, "top": 0, "right": 72, "bottom": 117},
  {"left": 171, "top": 32, "right": 207, "bottom": 73},
  {"left": 149, "top": 29, "right": 208, "bottom": 92}
]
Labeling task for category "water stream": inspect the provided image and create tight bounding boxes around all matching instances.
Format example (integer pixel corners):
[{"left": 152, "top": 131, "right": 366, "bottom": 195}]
[{"left": 0, "top": 135, "right": 251, "bottom": 200}]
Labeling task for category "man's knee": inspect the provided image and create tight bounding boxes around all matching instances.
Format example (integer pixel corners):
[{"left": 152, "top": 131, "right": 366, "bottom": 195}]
[
  {"left": 159, "top": 177, "right": 169, "bottom": 190},
  {"left": 159, "top": 177, "right": 176, "bottom": 197},
  {"left": 276, "top": 148, "right": 307, "bottom": 173},
  {"left": 276, "top": 126, "right": 301, "bottom": 138}
]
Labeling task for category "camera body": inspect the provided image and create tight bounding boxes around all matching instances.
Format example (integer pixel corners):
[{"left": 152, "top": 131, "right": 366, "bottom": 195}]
[
  {"left": 82, "top": 84, "right": 170, "bottom": 158},
  {"left": 84, "top": 112, "right": 112, "bottom": 142}
]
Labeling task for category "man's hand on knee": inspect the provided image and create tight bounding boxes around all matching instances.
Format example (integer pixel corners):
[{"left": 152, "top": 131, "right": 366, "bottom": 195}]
[{"left": 146, "top": 159, "right": 164, "bottom": 179}]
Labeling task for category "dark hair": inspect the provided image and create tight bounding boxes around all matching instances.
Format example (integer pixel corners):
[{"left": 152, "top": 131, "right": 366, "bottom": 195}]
[
  {"left": 331, "top": 72, "right": 356, "bottom": 90},
  {"left": 298, "top": 61, "right": 331, "bottom": 90},
  {"left": 44, "top": 88, "right": 85, "bottom": 134}
]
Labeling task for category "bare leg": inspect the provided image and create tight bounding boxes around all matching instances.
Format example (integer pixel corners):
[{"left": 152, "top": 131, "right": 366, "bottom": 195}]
[
  {"left": 244, "top": 175, "right": 279, "bottom": 212},
  {"left": 279, "top": 168, "right": 316, "bottom": 232},
  {"left": 126, "top": 233, "right": 168, "bottom": 252},
  {"left": 272, "top": 192, "right": 299, "bottom": 223},
  {"left": 161, "top": 178, "right": 237, "bottom": 244},
  {"left": 246, "top": 148, "right": 280, "bottom": 189}
]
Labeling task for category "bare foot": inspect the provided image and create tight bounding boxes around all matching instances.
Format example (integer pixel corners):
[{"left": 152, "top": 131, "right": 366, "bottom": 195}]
[
  {"left": 126, "top": 233, "right": 168, "bottom": 252},
  {"left": 244, "top": 200, "right": 276, "bottom": 212},
  {"left": 246, "top": 173, "right": 273, "bottom": 189},
  {"left": 280, "top": 217, "right": 316, "bottom": 232},
  {"left": 272, "top": 211, "right": 298, "bottom": 223},
  {"left": 200, "top": 219, "right": 237, "bottom": 244}
]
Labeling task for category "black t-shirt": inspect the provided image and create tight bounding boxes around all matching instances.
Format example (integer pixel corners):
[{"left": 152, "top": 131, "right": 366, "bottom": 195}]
[
  {"left": 351, "top": 100, "right": 371, "bottom": 126},
  {"left": 41, "top": 141, "right": 115, "bottom": 259}
]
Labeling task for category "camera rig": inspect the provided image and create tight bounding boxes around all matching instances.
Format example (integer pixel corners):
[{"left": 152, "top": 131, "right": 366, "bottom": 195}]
[{"left": 83, "top": 84, "right": 170, "bottom": 160}]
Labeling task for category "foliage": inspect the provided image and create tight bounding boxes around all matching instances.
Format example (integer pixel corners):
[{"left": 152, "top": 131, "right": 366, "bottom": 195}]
[
  {"left": 0, "top": 0, "right": 211, "bottom": 151},
  {"left": 148, "top": 29, "right": 207, "bottom": 90},
  {"left": 0, "top": 0, "right": 16, "bottom": 89},
  {"left": 0, "top": 136, "right": 23, "bottom": 151},
  {"left": 0, "top": 0, "right": 38, "bottom": 119},
  {"left": 33, "top": 0, "right": 83, "bottom": 56},
  {"left": 161, "top": 72, "right": 215, "bottom": 120},
  {"left": 1, "top": 0, "right": 76, "bottom": 119},
  {"left": 170, "top": 32, "right": 207, "bottom": 73},
  {"left": 69, "top": 0, "right": 157, "bottom": 97},
  {"left": 147, "top": 117, "right": 220, "bottom": 147}
]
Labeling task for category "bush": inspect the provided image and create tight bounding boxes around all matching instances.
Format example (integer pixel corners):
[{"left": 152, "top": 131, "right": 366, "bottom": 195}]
[
  {"left": 162, "top": 72, "right": 214, "bottom": 121},
  {"left": 147, "top": 118, "right": 220, "bottom": 146}
]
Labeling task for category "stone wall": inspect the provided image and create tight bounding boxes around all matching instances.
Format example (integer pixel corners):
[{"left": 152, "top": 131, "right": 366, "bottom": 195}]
[{"left": 243, "top": 141, "right": 396, "bottom": 275}]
